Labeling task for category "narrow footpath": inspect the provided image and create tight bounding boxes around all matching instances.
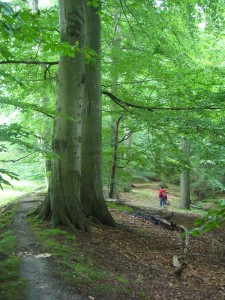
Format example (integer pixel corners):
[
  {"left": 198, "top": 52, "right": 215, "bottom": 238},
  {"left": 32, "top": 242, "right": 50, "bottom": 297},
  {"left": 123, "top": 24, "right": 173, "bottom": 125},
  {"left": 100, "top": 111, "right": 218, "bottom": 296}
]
[{"left": 13, "top": 194, "right": 86, "bottom": 300}]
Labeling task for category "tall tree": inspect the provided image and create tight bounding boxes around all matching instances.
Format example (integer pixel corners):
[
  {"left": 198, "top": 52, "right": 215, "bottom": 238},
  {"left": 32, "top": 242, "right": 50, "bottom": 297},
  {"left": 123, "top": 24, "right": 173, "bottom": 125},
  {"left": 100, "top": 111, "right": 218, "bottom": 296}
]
[
  {"left": 81, "top": 1, "right": 115, "bottom": 226},
  {"left": 37, "top": 0, "right": 89, "bottom": 231}
]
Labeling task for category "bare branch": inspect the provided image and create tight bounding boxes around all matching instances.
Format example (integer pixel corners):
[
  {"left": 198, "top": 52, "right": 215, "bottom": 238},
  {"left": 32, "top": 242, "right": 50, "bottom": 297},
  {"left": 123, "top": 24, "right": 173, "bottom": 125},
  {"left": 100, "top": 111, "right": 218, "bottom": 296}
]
[
  {"left": 0, "top": 151, "right": 37, "bottom": 163},
  {"left": 118, "top": 131, "right": 133, "bottom": 144},
  {"left": 118, "top": 0, "right": 136, "bottom": 40},
  {"left": 117, "top": 160, "right": 132, "bottom": 169}
]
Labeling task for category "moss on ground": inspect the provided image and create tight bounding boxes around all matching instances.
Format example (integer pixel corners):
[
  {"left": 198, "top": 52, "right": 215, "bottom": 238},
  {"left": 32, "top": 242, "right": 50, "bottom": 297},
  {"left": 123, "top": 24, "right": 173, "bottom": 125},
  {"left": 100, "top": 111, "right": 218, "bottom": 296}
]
[
  {"left": 28, "top": 217, "right": 141, "bottom": 298},
  {"left": 0, "top": 208, "right": 25, "bottom": 300}
]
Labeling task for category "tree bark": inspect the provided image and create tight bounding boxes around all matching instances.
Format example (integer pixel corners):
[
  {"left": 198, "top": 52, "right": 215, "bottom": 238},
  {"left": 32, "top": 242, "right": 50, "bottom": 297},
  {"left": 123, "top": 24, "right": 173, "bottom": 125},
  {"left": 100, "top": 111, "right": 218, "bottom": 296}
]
[
  {"left": 38, "top": 0, "right": 89, "bottom": 231},
  {"left": 180, "top": 138, "right": 191, "bottom": 209},
  {"left": 81, "top": 1, "right": 115, "bottom": 226}
]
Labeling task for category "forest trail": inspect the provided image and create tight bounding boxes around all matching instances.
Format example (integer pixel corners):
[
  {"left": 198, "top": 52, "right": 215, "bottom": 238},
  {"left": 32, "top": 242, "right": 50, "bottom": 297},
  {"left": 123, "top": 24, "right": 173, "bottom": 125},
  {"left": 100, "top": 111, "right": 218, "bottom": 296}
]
[{"left": 13, "top": 193, "right": 87, "bottom": 300}]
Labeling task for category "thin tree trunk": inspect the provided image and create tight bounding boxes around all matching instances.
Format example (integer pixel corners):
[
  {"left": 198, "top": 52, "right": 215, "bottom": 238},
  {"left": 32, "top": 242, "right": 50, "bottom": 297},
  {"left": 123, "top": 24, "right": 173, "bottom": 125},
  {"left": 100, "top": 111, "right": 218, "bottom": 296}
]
[
  {"left": 108, "top": 12, "right": 121, "bottom": 199},
  {"left": 180, "top": 138, "right": 191, "bottom": 209},
  {"left": 81, "top": 1, "right": 115, "bottom": 226},
  {"left": 108, "top": 116, "right": 122, "bottom": 198},
  {"left": 38, "top": 0, "right": 89, "bottom": 231},
  {"left": 123, "top": 128, "right": 132, "bottom": 192}
]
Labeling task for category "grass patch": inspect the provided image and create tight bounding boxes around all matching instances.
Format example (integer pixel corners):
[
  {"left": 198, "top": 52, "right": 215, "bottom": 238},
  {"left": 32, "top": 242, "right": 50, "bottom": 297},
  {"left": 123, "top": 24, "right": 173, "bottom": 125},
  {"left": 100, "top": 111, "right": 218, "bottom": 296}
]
[
  {"left": 107, "top": 202, "right": 134, "bottom": 213},
  {"left": 0, "top": 209, "right": 25, "bottom": 299}
]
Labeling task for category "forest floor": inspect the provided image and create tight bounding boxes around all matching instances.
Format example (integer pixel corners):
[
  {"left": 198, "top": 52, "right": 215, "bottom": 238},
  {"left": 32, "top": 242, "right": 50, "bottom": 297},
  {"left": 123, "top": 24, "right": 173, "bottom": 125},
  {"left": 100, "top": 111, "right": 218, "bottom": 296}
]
[{"left": 1, "top": 183, "right": 225, "bottom": 299}]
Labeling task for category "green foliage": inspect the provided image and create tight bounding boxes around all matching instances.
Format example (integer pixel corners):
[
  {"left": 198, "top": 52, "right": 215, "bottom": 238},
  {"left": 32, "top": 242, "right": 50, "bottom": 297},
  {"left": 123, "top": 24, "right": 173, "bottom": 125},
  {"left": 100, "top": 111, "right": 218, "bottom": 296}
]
[
  {"left": 1, "top": 0, "right": 225, "bottom": 201},
  {"left": 0, "top": 168, "right": 19, "bottom": 189},
  {"left": 189, "top": 199, "right": 225, "bottom": 236}
]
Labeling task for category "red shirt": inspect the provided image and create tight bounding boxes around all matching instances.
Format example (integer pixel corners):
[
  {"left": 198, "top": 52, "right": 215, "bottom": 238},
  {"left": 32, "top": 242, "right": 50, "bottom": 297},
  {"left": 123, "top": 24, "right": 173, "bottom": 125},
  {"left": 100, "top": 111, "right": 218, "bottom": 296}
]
[{"left": 159, "top": 188, "right": 167, "bottom": 198}]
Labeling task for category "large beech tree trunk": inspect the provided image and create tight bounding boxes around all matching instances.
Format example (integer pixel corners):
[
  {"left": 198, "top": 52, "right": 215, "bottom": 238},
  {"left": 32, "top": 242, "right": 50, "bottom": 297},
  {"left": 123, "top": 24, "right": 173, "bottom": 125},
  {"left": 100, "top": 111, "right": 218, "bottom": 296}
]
[
  {"left": 38, "top": 0, "right": 89, "bottom": 231},
  {"left": 81, "top": 1, "right": 115, "bottom": 226}
]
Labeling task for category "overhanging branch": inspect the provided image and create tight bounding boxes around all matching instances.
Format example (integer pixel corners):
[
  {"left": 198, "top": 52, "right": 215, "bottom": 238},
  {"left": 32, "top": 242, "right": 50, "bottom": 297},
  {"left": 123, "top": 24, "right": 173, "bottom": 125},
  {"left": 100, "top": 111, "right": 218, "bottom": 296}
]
[
  {"left": 0, "top": 60, "right": 59, "bottom": 66},
  {"left": 102, "top": 91, "right": 223, "bottom": 111},
  {"left": 102, "top": 91, "right": 153, "bottom": 112}
]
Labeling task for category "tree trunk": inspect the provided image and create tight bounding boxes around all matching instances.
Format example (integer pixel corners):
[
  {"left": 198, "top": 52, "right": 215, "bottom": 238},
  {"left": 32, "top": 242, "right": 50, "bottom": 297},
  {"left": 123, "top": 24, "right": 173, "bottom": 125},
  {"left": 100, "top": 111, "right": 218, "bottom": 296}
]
[
  {"left": 180, "top": 138, "right": 191, "bottom": 209},
  {"left": 38, "top": 0, "right": 89, "bottom": 231},
  {"left": 123, "top": 128, "right": 132, "bottom": 192},
  {"left": 81, "top": 1, "right": 115, "bottom": 226},
  {"left": 108, "top": 13, "right": 121, "bottom": 199},
  {"left": 108, "top": 116, "right": 122, "bottom": 198}
]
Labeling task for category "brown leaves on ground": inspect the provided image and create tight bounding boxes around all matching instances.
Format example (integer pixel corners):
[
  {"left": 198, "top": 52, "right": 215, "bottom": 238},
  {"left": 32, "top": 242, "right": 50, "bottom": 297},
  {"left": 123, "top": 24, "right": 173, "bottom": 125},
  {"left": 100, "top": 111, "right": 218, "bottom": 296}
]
[
  {"left": 77, "top": 208, "right": 225, "bottom": 300},
  {"left": 13, "top": 190, "right": 225, "bottom": 300}
]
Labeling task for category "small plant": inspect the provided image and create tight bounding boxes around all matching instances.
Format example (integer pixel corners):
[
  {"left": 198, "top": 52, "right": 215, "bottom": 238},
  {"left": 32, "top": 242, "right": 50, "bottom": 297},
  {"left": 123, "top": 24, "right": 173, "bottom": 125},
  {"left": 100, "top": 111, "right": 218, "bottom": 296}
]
[
  {"left": 189, "top": 199, "right": 225, "bottom": 236},
  {"left": 116, "top": 275, "right": 129, "bottom": 285},
  {"left": 137, "top": 290, "right": 147, "bottom": 299}
]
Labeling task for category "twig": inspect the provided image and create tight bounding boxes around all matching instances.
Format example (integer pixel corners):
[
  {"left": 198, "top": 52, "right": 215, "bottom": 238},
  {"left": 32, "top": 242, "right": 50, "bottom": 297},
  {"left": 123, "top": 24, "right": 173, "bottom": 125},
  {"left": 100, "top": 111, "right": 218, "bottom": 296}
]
[{"left": 122, "top": 250, "right": 161, "bottom": 271}]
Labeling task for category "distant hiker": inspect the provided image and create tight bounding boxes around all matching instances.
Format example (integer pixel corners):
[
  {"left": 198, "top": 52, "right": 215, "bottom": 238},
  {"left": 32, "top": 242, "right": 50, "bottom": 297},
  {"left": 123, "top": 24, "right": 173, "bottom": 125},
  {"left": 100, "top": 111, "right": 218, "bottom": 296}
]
[{"left": 158, "top": 186, "right": 167, "bottom": 207}]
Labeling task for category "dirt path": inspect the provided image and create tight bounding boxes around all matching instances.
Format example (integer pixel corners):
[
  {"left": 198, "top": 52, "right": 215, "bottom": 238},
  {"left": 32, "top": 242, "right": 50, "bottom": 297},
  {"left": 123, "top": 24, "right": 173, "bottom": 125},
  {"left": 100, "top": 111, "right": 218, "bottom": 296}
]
[{"left": 13, "top": 194, "right": 87, "bottom": 300}]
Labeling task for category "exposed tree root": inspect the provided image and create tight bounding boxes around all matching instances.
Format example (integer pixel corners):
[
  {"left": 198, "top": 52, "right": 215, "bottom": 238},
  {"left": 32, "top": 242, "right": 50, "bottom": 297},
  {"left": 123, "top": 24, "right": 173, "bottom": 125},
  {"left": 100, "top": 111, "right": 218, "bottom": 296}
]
[{"left": 31, "top": 193, "right": 92, "bottom": 233}]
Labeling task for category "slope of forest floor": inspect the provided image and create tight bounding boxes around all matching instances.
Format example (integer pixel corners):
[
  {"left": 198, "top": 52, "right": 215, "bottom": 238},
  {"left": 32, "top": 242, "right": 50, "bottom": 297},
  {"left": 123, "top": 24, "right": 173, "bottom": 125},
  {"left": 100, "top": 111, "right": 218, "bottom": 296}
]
[{"left": 0, "top": 183, "right": 225, "bottom": 299}]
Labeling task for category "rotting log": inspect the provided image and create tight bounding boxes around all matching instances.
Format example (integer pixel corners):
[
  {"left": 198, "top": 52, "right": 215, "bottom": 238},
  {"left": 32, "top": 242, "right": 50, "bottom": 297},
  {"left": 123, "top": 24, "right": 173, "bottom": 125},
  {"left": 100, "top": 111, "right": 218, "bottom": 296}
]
[{"left": 110, "top": 200, "right": 186, "bottom": 233}]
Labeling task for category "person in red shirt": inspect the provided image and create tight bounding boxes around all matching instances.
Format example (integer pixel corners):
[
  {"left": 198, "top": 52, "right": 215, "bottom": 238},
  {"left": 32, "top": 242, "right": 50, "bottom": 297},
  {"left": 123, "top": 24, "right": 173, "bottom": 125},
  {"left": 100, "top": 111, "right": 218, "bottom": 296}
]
[{"left": 158, "top": 186, "right": 167, "bottom": 207}]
